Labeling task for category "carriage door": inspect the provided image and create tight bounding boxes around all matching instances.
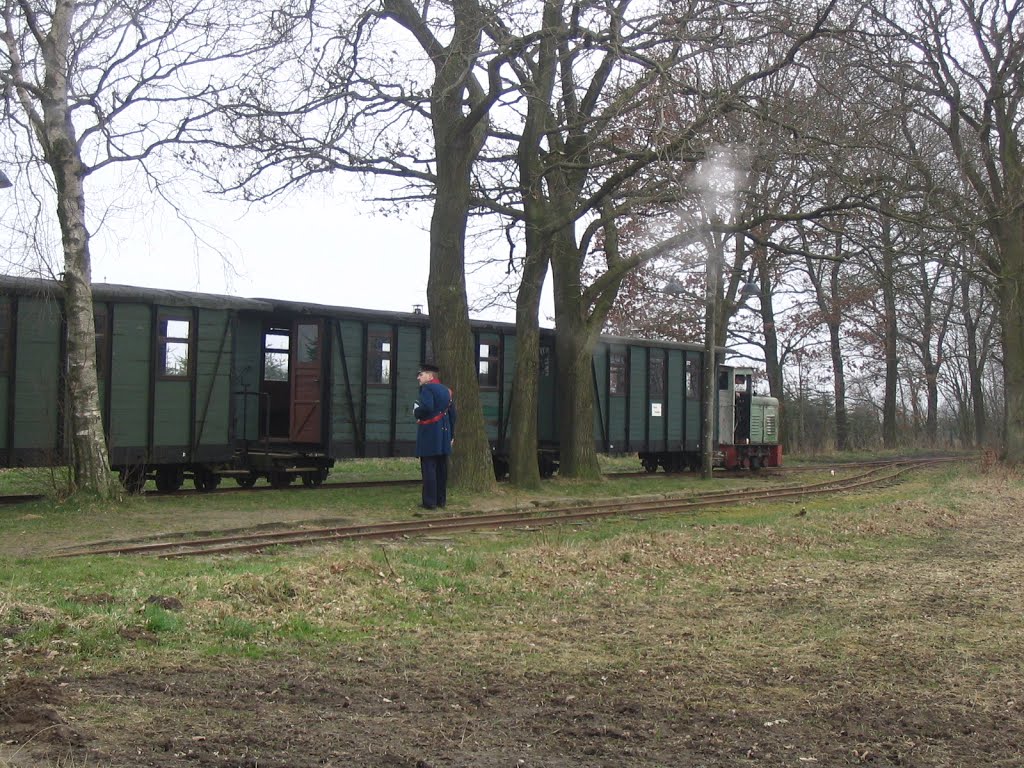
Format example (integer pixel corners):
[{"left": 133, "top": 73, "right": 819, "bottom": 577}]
[{"left": 290, "top": 321, "right": 323, "bottom": 443}]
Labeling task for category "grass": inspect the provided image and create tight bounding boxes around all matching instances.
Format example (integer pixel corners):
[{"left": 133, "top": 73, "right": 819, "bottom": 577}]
[
  {"left": 5, "top": 467, "right": 942, "bottom": 669},
  {"left": 4, "top": 454, "right": 1021, "bottom": 765}
]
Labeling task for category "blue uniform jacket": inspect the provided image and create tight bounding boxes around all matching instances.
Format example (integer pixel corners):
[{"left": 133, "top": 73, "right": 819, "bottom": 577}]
[{"left": 415, "top": 381, "right": 456, "bottom": 457}]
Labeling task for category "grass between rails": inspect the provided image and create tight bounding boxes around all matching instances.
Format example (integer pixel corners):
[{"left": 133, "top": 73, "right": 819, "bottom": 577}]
[{"left": 2, "top": 457, "right": 1022, "bottom": 766}]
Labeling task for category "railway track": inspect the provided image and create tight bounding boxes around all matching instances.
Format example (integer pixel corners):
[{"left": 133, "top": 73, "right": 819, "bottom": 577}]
[
  {"left": 116, "top": 459, "right": 923, "bottom": 497},
  {"left": 0, "top": 455, "right": 966, "bottom": 506},
  {"left": 54, "top": 458, "right": 959, "bottom": 559}
]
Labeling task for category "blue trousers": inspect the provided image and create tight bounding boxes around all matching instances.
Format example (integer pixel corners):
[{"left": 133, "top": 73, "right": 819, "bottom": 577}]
[{"left": 420, "top": 455, "right": 449, "bottom": 508}]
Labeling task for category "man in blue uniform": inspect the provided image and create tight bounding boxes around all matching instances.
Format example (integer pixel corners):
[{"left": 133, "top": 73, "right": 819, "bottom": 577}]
[{"left": 414, "top": 363, "right": 456, "bottom": 510}]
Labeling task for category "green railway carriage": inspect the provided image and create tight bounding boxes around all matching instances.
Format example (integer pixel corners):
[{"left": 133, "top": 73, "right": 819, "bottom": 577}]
[
  {"left": 0, "top": 275, "right": 780, "bottom": 491},
  {"left": 0, "top": 276, "right": 273, "bottom": 490},
  {"left": 591, "top": 338, "right": 781, "bottom": 472},
  {"left": 591, "top": 336, "right": 709, "bottom": 469}
]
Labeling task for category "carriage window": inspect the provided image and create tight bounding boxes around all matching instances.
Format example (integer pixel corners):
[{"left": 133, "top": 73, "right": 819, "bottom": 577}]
[
  {"left": 0, "top": 303, "right": 9, "bottom": 374},
  {"left": 686, "top": 359, "right": 701, "bottom": 398},
  {"left": 297, "top": 323, "right": 319, "bottom": 363},
  {"left": 369, "top": 332, "right": 393, "bottom": 385},
  {"left": 478, "top": 338, "right": 499, "bottom": 388},
  {"left": 94, "top": 306, "right": 108, "bottom": 379},
  {"left": 649, "top": 356, "right": 665, "bottom": 396},
  {"left": 158, "top": 315, "right": 191, "bottom": 378},
  {"left": 264, "top": 331, "right": 289, "bottom": 382},
  {"left": 539, "top": 345, "right": 552, "bottom": 378},
  {"left": 609, "top": 352, "right": 626, "bottom": 395}
]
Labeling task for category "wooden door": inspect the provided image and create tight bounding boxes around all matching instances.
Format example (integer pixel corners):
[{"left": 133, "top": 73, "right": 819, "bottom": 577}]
[{"left": 290, "top": 321, "right": 323, "bottom": 443}]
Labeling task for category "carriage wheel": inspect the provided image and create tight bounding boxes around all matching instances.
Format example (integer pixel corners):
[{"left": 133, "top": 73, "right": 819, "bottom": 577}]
[
  {"left": 235, "top": 472, "right": 259, "bottom": 488},
  {"left": 492, "top": 457, "right": 510, "bottom": 481},
  {"left": 270, "top": 471, "right": 294, "bottom": 489},
  {"left": 301, "top": 468, "right": 328, "bottom": 488},
  {"left": 193, "top": 469, "right": 221, "bottom": 492},
  {"left": 155, "top": 466, "right": 184, "bottom": 493},
  {"left": 538, "top": 455, "right": 557, "bottom": 479}
]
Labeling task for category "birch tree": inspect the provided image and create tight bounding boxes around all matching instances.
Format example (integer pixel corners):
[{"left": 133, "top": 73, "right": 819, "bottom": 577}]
[{"left": 1, "top": 0, "right": 269, "bottom": 496}]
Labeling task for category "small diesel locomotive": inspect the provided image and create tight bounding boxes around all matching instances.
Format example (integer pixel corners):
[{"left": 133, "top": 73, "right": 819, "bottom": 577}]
[{"left": 0, "top": 276, "right": 781, "bottom": 490}]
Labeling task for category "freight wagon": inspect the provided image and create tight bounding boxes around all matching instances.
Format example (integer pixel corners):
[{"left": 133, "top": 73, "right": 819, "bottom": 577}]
[{"left": 0, "top": 276, "right": 780, "bottom": 490}]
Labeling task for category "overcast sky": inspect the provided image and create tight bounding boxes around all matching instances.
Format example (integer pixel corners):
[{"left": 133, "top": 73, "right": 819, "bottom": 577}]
[{"left": 80, "top": 173, "right": 533, "bottom": 324}]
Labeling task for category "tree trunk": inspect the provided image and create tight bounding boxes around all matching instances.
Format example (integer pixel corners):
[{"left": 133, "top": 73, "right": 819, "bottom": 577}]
[
  {"left": 801, "top": 226, "right": 850, "bottom": 452},
  {"left": 998, "top": 232, "right": 1024, "bottom": 463},
  {"left": 758, "top": 258, "right": 783, "bottom": 401},
  {"left": 880, "top": 220, "right": 899, "bottom": 449},
  {"left": 551, "top": 233, "right": 602, "bottom": 479},
  {"left": 828, "top": 320, "right": 849, "bottom": 451},
  {"left": 925, "top": 364, "right": 939, "bottom": 445},
  {"left": 553, "top": 317, "right": 601, "bottom": 479},
  {"left": 426, "top": 174, "right": 492, "bottom": 491},
  {"left": 508, "top": 245, "right": 549, "bottom": 488},
  {"left": 424, "top": 0, "right": 494, "bottom": 492},
  {"left": 41, "top": 0, "right": 116, "bottom": 498},
  {"left": 507, "top": 0, "right": 558, "bottom": 488},
  {"left": 961, "top": 274, "right": 987, "bottom": 447},
  {"left": 827, "top": 247, "right": 849, "bottom": 451},
  {"left": 60, "top": 208, "right": 115, "bottom": 496}
]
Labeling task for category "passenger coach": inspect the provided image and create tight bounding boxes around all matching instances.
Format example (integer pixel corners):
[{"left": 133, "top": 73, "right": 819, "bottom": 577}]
[{"left": 0, "top": 276, "right": 780, "bottom": 490}]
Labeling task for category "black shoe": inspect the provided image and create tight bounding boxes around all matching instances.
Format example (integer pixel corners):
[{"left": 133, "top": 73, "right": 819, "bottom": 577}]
[{"left": 421, "top": 504, "right": 436, "bottom": 510}]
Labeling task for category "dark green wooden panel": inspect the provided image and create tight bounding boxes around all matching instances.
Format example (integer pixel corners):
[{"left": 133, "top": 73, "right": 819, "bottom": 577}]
[
  {"left": 0, "top": 296, "right": 10, "bottom": 451},
  {"left": 365, "top": 388, "right": 392, "bottom": 441},
  {"left": 331, "top": 319, "right": 365, "bottom": 445},
  {"left": 153, "top": 380, "right": 191, "bottom": 446},
  {"left": 193, "top": 308, "right": 232, "bottom": 448},
  {"left": 685, "top": 352, "right": 701, "bottom": 449},
  {"left": 628, "top": 347, "right": 647, "bottom": 446},
  {"left": 364, "top": 322, "right": 396, "bottom": 446},
  {"left": 592, "top": 345, "right": 609, "bottom": 448},
  {"left": 232, "top": 315, "right": 263, "bottom": 441},
  {"left": 645, "top": 348, "right": 666, "bottom": 448},
  {"left": 0, "top": 377, "right": 8, "bottom": 449},
  {"left": 13, "top": 298, "right": 61, "bottom": 453},
  {"left": 395, "top": 326, "right": 423, "bottom": 443},
  {"left": 109, "top": 304, "right": 151, "bottom": 450},
  {"left": 667, "top": 350, "right": 683, "bottom": 444}
]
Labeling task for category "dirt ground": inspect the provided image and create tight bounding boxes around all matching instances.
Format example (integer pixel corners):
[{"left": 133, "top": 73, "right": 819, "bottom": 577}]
[
  {"left": 3, "top": 476, "right": 1023, "bottom": 767},
  {"left": 6, "top": 653, "right": 1019, "bottom": 768}
]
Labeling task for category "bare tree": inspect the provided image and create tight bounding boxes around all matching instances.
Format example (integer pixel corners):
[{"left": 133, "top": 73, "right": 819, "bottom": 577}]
[
  {"left": 873, "top": 0, "right": 1024, "bottom": 462},
  {"left": 1, "top": 0, "right": 268, "bottom": 496},
  {"left": 217, "top": 0, "right": 513, "bottom": 491},
  {"left": 486, "top": 0, "right": 840, "bottom": 479}
]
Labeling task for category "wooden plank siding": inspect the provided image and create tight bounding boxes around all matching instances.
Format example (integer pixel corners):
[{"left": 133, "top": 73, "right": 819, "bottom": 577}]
[
  {"left": 330, "top": 318, "right": 365, "bottom": 457},
  {"left": 394, "top": 325, "right": 423, "bottom": 452},
  {"left": 666, "top": 349, "right": 685, "bottom": 447},
  {"left": 192, "top": 308, "right": 233, "bottom": 461},
  {"left": 11, "top": 297, "right": 61, "bottom": 463},
  {"left": 231, "top": 314, "right": 264, "bottom": 444},
  {"left": 108, "top": 303, "right": 152, "bottom": 465},
  {"left": 363, "top": 322, "right": 396, "bottom": 455}
]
